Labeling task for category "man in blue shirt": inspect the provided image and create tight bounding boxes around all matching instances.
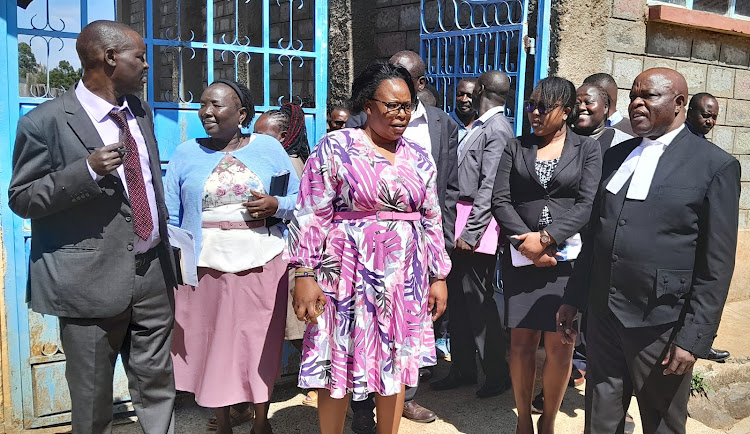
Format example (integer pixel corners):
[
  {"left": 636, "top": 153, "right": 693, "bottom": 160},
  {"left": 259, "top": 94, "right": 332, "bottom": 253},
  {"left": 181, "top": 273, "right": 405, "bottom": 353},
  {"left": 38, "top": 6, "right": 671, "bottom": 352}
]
[{"left": 450, "top": 78, "right": 478, "bottom": 143}]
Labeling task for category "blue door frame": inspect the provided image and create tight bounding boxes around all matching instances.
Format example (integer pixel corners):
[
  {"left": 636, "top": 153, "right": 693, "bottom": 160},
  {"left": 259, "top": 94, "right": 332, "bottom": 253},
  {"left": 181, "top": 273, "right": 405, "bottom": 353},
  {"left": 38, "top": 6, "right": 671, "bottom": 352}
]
[{"left": 1, "top": 0, "right": 327, "bottom": 429}]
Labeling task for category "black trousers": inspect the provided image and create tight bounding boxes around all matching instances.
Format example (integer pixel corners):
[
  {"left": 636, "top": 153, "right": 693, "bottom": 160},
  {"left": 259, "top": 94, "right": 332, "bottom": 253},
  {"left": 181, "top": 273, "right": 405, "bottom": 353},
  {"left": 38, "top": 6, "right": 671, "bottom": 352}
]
[
  {"left": 585, "top": 310, "right": 691, "bottom": 434},
  {"left": 60, "top": 252, "right": 176, "bottom": 434},
  {"left": 446, "top": 250, "right": 509, "bottom": 381}
]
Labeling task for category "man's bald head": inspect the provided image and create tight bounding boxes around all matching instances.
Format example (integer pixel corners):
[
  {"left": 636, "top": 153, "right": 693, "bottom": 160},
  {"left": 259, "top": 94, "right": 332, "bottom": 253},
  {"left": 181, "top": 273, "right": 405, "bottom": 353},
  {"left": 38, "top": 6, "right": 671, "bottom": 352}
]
[
  {"left": 478, "top": 70, "right": 510, "bottom": 97},
  {"left": 628, "top": 68, "right": 688, "bottom": 139},
  {"left": 389, "top": 51, "right": 426, "bottom": 92},
  {"left": 76, "top": 20, "right": 138, "bottom": 71},
  {"left": 473, "top": 70, "right": 510, "bottom": 114}
]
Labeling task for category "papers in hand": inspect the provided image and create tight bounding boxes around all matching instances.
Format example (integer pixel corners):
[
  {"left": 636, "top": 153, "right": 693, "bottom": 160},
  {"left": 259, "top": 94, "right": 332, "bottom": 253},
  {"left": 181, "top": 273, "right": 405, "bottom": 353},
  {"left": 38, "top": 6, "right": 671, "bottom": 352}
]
[
  {"left": 510, "top": 233, "right": 582, "bottom": 267},
  {"left": 168, "top": 225, "right": 198, "bottom": 286}
]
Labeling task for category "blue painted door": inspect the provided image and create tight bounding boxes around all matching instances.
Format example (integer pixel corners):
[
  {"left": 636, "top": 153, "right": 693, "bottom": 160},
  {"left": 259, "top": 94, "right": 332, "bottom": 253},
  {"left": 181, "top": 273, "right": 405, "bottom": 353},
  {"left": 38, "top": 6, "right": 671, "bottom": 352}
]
[
  {"left": 420, "top": 0, "right": 540, "bottom": 136},
  {"left": 1, "top": 0, "right": 327, "bottom": 429}
]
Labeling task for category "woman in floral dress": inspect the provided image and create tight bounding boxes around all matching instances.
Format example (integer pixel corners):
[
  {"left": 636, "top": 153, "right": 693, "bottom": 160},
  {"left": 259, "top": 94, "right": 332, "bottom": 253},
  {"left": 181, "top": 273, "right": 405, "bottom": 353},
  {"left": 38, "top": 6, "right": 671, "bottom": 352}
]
[{"left": 285, "top": 62, "right": 451, "bottom": 433}]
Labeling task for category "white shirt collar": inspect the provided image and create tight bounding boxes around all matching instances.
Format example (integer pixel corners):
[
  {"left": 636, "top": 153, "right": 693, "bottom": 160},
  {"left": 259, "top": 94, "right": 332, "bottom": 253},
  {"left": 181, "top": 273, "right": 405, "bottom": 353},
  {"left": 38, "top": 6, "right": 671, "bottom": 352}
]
[
  {"left": 604, "top": 124, "right": 685, "bottom": 201},
  {"left": 476, "top": 105, "right": 505, "bottom": 124},
  {"left": 650, "top": 124, "right": 685, "bottom": 147},
  {"left": 75, "top": 80, "right": 133, "bottom": 122},
  {"left": 411, "top": 100, "right": 428, "bottom": 122},
  {"left": 608, "top": 110, "right": 624, "bottom": 125}
]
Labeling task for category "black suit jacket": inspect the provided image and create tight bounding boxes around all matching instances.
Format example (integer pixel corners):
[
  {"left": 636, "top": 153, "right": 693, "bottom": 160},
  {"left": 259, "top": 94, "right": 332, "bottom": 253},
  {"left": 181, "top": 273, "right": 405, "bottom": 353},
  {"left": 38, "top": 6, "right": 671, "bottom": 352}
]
[
  {"left": 9, "top": 89, "right": 177, "bottom": 318},
  {"left": 345, "top": 105, "right": 460, "bottom": 252},
  {"left": 491, "top": 128, "right": 602, "bottom": 249},
  {"left": 564, "top": 128, "right": 740, "bottom": 358}
]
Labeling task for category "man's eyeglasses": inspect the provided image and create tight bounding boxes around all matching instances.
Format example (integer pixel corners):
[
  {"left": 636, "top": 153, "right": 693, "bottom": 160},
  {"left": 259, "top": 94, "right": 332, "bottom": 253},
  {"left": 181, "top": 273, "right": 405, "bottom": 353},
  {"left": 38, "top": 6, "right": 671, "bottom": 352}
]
[
  {"left": 524, "top": 100, "right": 561, "bottom": 115},
  {"left": 371, "top": 98, "right": 417, "bottom": 115}
]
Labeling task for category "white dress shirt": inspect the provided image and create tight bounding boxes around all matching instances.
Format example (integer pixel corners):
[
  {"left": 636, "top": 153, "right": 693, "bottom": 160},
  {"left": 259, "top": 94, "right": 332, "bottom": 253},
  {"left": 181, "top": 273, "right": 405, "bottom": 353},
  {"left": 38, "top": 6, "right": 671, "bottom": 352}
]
[
  {"left": 402, "top": 100, "right": 432, "bottom": 153},
  {"left": 458, "top": 105, "right": 505, "bottom": 157},
  {"left": 605, "top": 124, "right": 685, "bottom": 200},
  {"left": 76, "top": 80, "right": 160, "bottom": 253}
]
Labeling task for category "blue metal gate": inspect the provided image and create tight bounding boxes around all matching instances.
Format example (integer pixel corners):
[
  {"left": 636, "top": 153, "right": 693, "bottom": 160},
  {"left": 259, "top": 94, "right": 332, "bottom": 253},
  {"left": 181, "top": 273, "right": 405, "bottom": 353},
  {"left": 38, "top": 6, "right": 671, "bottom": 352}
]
[
  {"left": 1, "top": 0, "right": 327, "bottom": 429},
  {"left": 420, "top": 0, "right": 550, "bottom": 136}
]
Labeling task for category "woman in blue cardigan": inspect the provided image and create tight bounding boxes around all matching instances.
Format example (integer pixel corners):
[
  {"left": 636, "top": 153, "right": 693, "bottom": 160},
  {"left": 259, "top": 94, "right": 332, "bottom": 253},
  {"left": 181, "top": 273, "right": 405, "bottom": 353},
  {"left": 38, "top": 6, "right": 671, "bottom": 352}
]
[{"left": 165, "top": 80, "right": 299, "bottom": 434}]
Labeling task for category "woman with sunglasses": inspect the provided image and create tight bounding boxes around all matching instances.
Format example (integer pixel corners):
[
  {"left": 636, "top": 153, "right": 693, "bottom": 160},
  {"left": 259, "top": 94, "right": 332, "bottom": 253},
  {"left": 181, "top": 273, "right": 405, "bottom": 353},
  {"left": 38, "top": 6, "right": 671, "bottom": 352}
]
[
  {"left": 491, "top": 76, "right": 602, "bottom": 434},
  {"left": 285, "top": 61, "right": 450, "bottom": 434}
]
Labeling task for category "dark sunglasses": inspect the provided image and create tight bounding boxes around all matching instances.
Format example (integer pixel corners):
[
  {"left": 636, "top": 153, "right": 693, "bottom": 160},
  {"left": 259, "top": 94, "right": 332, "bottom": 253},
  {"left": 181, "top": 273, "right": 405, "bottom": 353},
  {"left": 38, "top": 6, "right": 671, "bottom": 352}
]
[
  {"left": 524, "top": 100, "right": 561, "bottom": 115},
  {"left": 370, "top": 98, "right": 417, "bottom": 115}
]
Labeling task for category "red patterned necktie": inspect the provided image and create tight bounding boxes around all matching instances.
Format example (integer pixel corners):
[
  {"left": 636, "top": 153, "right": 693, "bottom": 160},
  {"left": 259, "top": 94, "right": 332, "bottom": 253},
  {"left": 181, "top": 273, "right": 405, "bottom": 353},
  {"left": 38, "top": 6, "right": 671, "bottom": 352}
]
[{"left": 109, "top": 109, "right": 154, "bottom": 240}]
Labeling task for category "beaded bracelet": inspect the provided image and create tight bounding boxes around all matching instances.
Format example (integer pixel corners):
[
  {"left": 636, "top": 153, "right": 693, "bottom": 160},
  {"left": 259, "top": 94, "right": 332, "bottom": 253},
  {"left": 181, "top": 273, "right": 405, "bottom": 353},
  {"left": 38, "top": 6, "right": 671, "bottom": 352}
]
[{"left": 294, "top": 270, "right": 316, "bottom": 279}]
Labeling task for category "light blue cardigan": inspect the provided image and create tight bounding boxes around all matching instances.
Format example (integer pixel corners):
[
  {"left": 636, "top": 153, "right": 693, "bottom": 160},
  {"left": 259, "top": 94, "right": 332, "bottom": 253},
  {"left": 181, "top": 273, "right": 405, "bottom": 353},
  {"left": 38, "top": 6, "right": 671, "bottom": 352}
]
[{"left": 164, "top": 134, "right": 300, "bottom": 258}]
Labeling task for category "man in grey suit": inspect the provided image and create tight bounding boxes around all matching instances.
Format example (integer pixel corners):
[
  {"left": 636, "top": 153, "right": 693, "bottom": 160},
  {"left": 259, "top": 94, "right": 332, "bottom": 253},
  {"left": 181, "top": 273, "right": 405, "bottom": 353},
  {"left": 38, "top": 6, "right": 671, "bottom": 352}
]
[
  {"left": 9, "top": 21, "right": 176, "bottom": 433},
  {"left": 432, "top": 70, "right": 513, "bottom": 397},
  {"left": 348, "top": 51, "right": 460, "bottom": 431},
  {"left": 560, "top": 68, "right": 740, "bottom": 433}
]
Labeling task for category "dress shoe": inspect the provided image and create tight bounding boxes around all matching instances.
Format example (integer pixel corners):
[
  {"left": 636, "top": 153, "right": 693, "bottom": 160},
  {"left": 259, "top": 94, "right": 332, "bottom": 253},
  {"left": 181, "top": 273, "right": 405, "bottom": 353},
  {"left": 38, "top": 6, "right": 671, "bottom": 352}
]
[
  {"left": 351, "top": 408, "right": 376, "bottom": 434},
  {"left": 430, "top": 370, "right": 477, "bottom": 391},
  {"left": 568, "top": 368, "right": 586, "bottom": 387},
  {"left": 706, "top": 347, "right": 730, "bottom": 362},
  {"left": 624, "top": 412, "right": 635, "bottom": 434},
  {"left": 531, "top": 390, "right": 544, "bottom": 414},
  {"left": 475, "top": 376, "right": 512, "bottom": 398},
  {"left": 402, "top": 401, "right": 437, "bottom": 423}
]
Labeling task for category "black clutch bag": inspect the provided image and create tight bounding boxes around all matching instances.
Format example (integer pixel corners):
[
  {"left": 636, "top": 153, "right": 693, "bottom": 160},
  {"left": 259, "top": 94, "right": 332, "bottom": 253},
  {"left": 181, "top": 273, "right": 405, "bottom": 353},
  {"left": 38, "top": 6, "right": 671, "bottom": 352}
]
[{"left": 269, "top": 170, "right": 290, "bottom": 196}]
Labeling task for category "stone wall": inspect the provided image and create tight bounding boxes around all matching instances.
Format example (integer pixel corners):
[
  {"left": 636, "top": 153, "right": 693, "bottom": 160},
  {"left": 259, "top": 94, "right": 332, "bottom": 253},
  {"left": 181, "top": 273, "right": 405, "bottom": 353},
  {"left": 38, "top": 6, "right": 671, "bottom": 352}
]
[
  {"left": 552, "top": 0, "right": 750, "bottom": 302},
  {"left": 328, "top": 0, "right": 353, "bottom": 107}
]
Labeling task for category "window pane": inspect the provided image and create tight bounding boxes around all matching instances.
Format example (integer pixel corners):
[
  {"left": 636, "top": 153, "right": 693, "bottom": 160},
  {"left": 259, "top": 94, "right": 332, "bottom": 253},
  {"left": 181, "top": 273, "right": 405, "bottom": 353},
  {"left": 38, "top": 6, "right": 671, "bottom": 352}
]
[
  {"left": 693, "top": 0, "right": 729, "bottom": 14},
  {"left": 737, "top": 0, "right": 750, "bottom": 16},
  {"left": 270, "top": 54, "right": 316, "bottom": 108},
  {"left": 153, "top": 0, "right": 207, "bottom": 43}
]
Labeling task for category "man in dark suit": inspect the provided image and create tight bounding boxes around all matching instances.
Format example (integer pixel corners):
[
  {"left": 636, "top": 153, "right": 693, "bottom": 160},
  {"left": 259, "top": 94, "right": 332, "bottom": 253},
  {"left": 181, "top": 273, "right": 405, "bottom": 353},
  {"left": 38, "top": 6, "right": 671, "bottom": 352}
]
[
  {"left": 684, "top": 92, "right": 731, "bottom": 363},
  {"left": 347, "top": 51, "right": 459, "bottom": 431},
  {"left": 9, "top": 21, "right": 177, "bottom": 433},
  {"left": 559, "top": 68, "right": 740, "bottom": 434},
  {"left": 432, "top": 70, "right": 513, "bottom": 398}
]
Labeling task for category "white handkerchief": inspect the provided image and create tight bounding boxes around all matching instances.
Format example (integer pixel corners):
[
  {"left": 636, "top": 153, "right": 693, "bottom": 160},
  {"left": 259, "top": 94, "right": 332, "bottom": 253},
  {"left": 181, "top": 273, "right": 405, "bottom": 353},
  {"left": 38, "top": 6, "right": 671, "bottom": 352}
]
[{"left": 605, "top": 139, "right": 666, "bottom": 200}]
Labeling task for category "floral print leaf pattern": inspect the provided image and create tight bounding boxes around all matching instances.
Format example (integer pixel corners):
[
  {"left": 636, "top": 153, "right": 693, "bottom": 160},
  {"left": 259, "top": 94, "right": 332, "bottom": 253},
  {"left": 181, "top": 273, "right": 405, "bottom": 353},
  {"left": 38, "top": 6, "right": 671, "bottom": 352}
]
[{"left": 284, "top": 128, "right": 452, "bottom": 401}]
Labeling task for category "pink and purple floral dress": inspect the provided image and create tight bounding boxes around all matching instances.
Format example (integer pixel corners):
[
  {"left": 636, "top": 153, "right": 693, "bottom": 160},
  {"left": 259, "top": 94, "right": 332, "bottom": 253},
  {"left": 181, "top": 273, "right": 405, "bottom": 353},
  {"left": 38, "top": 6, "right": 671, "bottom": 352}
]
[{"left": 285, "top": 128, "right": 452, "bottom": 400}]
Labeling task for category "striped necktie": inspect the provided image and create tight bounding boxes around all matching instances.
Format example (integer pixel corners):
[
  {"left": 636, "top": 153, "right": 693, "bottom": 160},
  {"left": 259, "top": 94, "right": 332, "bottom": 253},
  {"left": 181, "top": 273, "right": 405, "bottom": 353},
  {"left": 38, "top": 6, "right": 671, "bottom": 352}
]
[{"left": 109, "top": 109, "right": 154, "bottom": 240}]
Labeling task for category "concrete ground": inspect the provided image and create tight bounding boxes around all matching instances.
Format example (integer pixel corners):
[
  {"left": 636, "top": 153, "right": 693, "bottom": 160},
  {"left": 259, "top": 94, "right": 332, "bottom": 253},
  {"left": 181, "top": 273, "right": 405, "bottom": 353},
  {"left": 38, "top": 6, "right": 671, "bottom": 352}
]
[{"left": 103, "top": 300, "right": 750, "bottom": 433}]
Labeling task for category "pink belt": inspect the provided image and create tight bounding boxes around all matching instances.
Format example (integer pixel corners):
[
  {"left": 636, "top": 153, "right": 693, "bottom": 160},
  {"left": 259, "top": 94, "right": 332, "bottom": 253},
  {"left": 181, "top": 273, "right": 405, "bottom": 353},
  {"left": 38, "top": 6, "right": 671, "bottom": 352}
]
[
  {"left": 332, "top": 211, "right": 421, "bottom": 222},
  {"left": 201, "top": 220, "right": 265, "bottom": 230}
]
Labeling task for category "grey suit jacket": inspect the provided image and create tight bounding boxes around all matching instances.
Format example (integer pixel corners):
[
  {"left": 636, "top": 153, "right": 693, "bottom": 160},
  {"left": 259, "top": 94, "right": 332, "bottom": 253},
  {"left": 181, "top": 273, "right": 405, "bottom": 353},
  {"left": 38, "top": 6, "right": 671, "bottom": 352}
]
[
  {"left": 344, "top": 105, "right": 460, "bottom": 253},
  {"left": 564, "top": 128, "right": 740, "bottom": 358},
  {"left": 9, "top": 89, "right": 177, "bottom": 318},
  {"left": 457, "top": 111, "right": 514, "bottom": 248}
]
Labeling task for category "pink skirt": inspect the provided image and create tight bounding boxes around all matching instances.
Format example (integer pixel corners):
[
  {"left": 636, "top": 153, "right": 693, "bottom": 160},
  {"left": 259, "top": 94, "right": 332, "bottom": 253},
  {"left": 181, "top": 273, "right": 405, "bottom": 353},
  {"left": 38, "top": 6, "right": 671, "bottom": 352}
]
[{"left": 171, "top": 254, "right": 288, "bottom": 408}]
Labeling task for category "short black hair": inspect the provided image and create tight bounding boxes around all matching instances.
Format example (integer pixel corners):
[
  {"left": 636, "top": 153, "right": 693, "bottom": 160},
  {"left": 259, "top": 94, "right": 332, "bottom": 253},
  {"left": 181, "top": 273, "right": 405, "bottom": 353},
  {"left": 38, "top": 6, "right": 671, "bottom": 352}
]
[
  {"left": 688, "top": 92, "right": 717, "bottom": 111},
  {"left": 530, "top": 76, "right": 578, "bottom": 121},
  {"left": 328, "top": 105, "right": 350, "bottom": 116},
  {"left": 350, "top": 61, "right": 416, "bottom": 113},
  {"left": 209, "top": 80, "right": 255, "bottom": 127},
  {"left": 583, "top": 73, "right": 617, "bottom": 89}
]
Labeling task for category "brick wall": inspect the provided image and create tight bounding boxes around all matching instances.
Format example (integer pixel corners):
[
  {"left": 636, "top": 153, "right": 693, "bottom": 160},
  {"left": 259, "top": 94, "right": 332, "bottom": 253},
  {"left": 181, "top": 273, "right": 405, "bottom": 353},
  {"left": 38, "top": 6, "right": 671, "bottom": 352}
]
[{"left": 351, "top": 0, "right": 422, "bottom": 78}]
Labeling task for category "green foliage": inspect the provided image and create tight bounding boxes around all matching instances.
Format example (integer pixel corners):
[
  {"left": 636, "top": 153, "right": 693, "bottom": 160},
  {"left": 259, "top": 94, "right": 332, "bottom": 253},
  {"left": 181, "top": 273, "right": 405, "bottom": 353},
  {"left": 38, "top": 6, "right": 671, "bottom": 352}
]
[
  {"left": 18, "top": 42, "right": 37, "bottom": 78},
  {"left": 48, "top": 60, "right": 81, "bottom": 91},
  {"left": 691, "top": 370, "right": 713, "bottom": 397}
]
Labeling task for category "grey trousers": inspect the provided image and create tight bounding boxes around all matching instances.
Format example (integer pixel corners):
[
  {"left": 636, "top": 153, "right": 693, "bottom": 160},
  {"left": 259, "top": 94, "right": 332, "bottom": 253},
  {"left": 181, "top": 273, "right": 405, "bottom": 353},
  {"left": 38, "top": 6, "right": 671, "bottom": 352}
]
[
  {"left": 585, "top": 310, "right": 691, "bottom": 434},
  {"left": 60, "top": 253, "right": 176, "bottom": 434}
]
